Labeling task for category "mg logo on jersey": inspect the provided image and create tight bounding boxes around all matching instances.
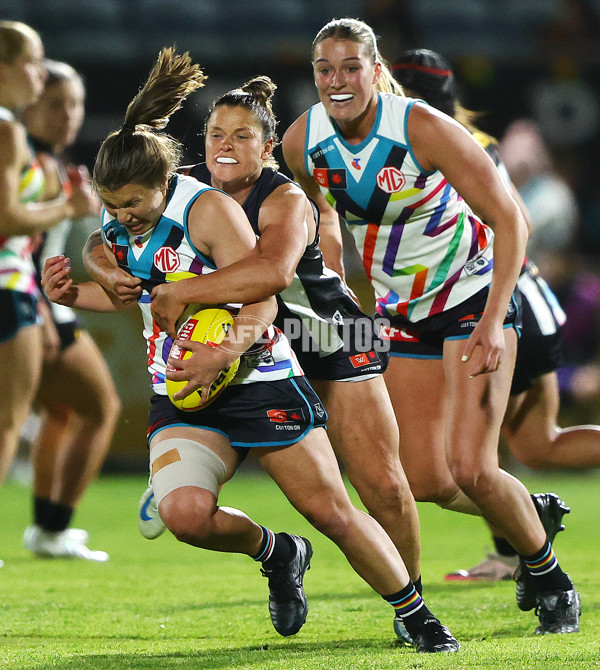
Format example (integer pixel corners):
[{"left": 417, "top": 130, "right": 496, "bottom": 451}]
[
  {"left": 376, "top": 167, "right": 405, "bottom": 193},
  {"left": 153, "top": 246, "right": 180, "bottom": 273}
]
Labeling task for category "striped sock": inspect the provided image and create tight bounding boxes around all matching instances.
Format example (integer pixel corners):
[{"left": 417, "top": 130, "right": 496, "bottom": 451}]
[
  {"left": 383, "top": 582, "right": 433, "bottom": 635},
  {"left": 252, "top": 527, "right": 293, "bottom": 567},
  {"left": 252, "top": 526, "right": 276, "bottom": 562},
  {"left": 522, "top": 540, "right": 572, "bottom": 593}
]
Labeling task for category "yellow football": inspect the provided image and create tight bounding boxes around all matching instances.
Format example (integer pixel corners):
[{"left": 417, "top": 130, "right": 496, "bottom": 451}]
[{"left": 166, "top": 307, "right": 240, "bottom": 411}]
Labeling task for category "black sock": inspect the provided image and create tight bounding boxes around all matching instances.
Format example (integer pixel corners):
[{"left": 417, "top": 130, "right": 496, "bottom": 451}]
[
  {"left": 262, "top": 533, "right": 295, "bottom": 568},
  {"left": 43, "top": 501, "right": 74, "bottom": 532},
  {"left": 383, "top": 582, "right": 434, "bottom": 635},
  {"left": 34, "top": 496, "right": 53, "bottom": 528},
  {"left": 252, "top": 527, "right": 294, "bottom": 567},
  {"left": 521, "top": 540, "right": 572, "bottom": 593},
  {"left": 493, "top": 536, "right": 517, "bottom": 557},
  {"left": 414, "top": 575, "right": 423, "bottom": 596}
]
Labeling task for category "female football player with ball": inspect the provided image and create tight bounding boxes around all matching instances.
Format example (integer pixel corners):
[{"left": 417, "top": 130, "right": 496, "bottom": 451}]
[
  {"left": 42, "top": 47, "right": 457, "bottom": 651},
  {"left": 85, "top": 75, "right": 426, "bottom": 644}
]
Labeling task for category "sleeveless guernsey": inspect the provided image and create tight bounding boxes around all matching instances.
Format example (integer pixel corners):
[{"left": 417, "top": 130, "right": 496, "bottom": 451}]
[
  {"left": 188, "top": 164, "right": 366, "bottom": 356},
  {"left": 305, "top": 92, "right": 495, "bottom": 325},
  {"left": 101, "top": 173, "right": 302, "bottom": 395},
  {"left": 30, "top": 136, "right": 78, "bottom": 326},
  {"left": 0, "top": 106, "right": 45, "bottom": 294}
]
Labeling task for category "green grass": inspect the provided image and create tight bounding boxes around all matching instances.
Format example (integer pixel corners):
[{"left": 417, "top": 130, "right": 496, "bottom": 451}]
[{"left": 1, "top": 469, "right": 599, "bottom": 669}]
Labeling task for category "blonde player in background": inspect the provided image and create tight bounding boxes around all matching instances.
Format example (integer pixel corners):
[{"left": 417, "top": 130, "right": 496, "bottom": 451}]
[
  {"left": 282, "top": 18, "right": 580, "bottom": 635},
  {"left": 392, "top": 47, "right": 600, "bottom": 585}
]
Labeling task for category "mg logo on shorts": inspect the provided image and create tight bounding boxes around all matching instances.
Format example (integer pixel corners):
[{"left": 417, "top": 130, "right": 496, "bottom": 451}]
[
  {"left": 154, "top": 247, "right": 180, "bottom": 273},
  {"left": 376, "top": 167, "right": 405, "bottom": 193}
]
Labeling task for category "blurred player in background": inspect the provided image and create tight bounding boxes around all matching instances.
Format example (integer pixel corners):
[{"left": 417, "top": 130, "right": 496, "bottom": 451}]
[
  {"left": 0, "top": 21, "right": 96, "bottom": 567},
  {"left": 21, "top": 59, "right": 121, "bottom": 561}
]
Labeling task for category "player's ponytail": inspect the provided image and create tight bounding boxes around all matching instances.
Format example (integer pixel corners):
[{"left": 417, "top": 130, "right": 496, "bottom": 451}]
[
  {"left": 375, "top": 59, "right": 405, "bottom": 97},
  {"left": 93, "top": 47, "right": 206, "bottom": 191}
]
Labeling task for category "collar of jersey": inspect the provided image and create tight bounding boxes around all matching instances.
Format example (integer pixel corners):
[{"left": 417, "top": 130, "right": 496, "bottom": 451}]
[{"left": 330, "top": 91, "right": 383, "bottom": 154}]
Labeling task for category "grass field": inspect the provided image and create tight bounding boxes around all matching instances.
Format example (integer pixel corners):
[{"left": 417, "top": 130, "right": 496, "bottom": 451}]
[{"left": 1, "top": 468, "right": 599, "bottom": 669}]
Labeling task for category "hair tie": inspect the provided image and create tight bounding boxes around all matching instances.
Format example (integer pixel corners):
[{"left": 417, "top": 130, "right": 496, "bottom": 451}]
[{"left": 121, "top": 120, "right": 136, "bottom": 133}]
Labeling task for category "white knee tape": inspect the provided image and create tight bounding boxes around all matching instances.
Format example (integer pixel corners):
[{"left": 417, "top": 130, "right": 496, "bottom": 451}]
[{"left": 149, "top": 438, "right": 228, "bottom": 504}]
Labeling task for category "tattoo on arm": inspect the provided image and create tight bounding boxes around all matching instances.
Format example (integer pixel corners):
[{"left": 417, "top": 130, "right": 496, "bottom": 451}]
[{"left": 83, "top": 229, "right": 103, "bottom": 256}]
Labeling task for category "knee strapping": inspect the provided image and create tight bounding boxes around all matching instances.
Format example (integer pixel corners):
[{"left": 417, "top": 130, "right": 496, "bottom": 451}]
[{"left": 150, "top": 438, "right": 228, "bottom": 504}]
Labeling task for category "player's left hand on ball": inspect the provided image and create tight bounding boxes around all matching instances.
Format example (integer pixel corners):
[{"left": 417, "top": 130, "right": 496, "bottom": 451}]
[{"left": 167, "top": 339, "right": 224, "bottom": 404}]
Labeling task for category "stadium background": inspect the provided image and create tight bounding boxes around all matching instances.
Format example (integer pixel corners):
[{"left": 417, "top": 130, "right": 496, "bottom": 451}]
[{"left": 4, "top": 0, "right": 599, "bottom": 469}]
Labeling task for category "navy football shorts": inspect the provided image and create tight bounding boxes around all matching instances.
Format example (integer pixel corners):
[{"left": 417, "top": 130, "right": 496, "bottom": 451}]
[
  {"left": 275, "top": 301, "right": 388, "bottom": 380},
  {"left": 380, "top": 287, "right": 521, "bottom": 359},
  {"left": 147, "top": 376, "right": 328, "bottom": 449},
  {"left": 0, "top": 289, "right": 38, "bottom": 343},
  {"left": 510, "top": 267, "right": 565, "bottom": 395}
]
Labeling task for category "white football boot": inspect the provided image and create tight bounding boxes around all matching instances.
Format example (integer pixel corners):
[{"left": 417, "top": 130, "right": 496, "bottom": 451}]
[
  {"left": 23, "top": 525, "right": 109, "bottom": 562},
  {"left": 138, "top": 479, "right": 166, "bottom": 539}
]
